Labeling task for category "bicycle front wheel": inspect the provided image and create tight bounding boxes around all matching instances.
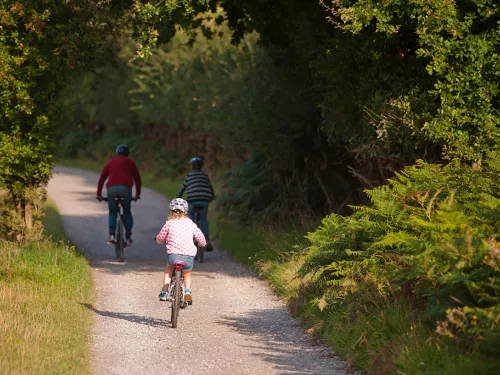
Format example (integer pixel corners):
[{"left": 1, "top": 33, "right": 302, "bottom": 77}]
[{"left": 170, "top": 269, "right": 181, "bottom": 328}]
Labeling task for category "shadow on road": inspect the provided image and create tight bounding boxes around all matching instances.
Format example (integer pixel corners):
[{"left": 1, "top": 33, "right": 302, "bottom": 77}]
[
  {"left": 217, "top": 309, "right": 345, "bottom": 375},
  {"left": 81, "top": 303, "right": 169, "bottom": 328},
  {"left": 60, "top": 206, "right": 257, "bottom": 280},
  {"left": 51, "top": 172, "right": 255, "bottom": 280}
]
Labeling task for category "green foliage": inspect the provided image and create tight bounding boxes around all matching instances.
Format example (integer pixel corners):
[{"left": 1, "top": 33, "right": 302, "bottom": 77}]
[
  {"left": 215, "top": 155, "right": 277, "bottom": 223},
  {"left": 302, "top": 154, "right": 500, "bottom": 353},
  {"left": 57, "top": 20, "right": 367, "bottom": 220},
  {"left": 0, "top": 0, "right": 131, "bottom": 238},
  {"left": 56, "top": 130, "right": 93, "bottom": 159},
  {"left": 0, "top": 124, "right": 53, "bottom": 196},
  {"left": 55, "top": 0, "right": 499, "bottom": 224},
  {"left": 322, "top": 0, "right": 500, "bottom": 161}
]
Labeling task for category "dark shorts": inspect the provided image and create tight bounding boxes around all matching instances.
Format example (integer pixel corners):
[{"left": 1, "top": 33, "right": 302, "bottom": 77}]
[{"left": 166, "top": 254, "right": 194, "bottom": 271}]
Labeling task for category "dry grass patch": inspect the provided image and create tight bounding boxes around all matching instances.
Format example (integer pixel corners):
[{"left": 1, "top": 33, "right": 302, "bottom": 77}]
[{"left": 0, "top": 200, "right": 93, "bottom": 375}]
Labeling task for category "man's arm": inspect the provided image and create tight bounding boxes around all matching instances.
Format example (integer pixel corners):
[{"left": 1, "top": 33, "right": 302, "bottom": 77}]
[
  {"left": 96, "top": 162, "right": 110, "bottom": 197},
  {"left": 130, "top": 159, "right": 142, "bottom": 197},
  {"left": 176, "top": 176, "right": 188, "bottom": 198}
]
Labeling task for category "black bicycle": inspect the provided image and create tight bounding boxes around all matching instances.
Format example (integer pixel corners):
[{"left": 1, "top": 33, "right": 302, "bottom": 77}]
[
  {"left": 193, "top": 207, "right": 205, "bottom": 263},
  {"left": 100, "top": 196, "right": 137, "bottom": 262}
]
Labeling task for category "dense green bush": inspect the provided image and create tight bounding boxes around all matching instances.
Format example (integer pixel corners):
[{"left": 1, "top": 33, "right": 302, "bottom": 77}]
[
  {"left": 301, "top": 152, "right": 500, "bottom": 353},
  {"left": 57, "top": 130, "right": 93, "bottom": 159},
  {"left": 215, "top": 155, "right": 277, "bottom": 223},
  {"left": 58, "top": 130, "right": 142, "bottom": 163},
  {"left": 0, "top": 0, "right": 132, "bottom": 240},
  {"left": 321, "top": 0, "right": 500, "bottom": 162}
]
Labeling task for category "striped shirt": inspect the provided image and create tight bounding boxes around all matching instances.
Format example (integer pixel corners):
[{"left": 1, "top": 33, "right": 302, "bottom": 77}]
[{"left": 176, "top": 171, "right": 215, "bottom": 203}]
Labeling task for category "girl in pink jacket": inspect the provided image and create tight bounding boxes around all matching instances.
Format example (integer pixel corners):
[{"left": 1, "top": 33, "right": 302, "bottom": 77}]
[{"left": 156, "top": 198, "right": 206, "bottom": 303}]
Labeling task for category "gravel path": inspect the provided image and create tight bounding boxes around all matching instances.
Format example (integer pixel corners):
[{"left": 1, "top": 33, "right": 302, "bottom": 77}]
[{"left": 47, "top": 165, "right": 348, "bottom": 375}]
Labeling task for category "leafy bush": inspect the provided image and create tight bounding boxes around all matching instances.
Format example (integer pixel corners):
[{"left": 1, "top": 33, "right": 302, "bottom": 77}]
[
  {"left": 301, "top": 153, "right": 500, "bottom": 353},
  {"left": 216, "top": 155, "right": 278, "bottom": 223},
  {"left": 57, "top": 130, "right": 93, "bottom": 159},
  {"left": 91, "top": 131, "right": 142, "bottom": 160},
  {"left": 152, "top": 149, "right": 186, "bottom": 178},
  {"left": 322, "top": 0, "right": 500, "bottom": 162},
  {"left": 58, "top": 130, "right": 142, "bottom": 162}
]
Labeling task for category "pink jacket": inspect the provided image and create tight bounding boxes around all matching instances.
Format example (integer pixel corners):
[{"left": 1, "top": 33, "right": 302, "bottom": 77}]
[{"left": 156, "top": 217, "right": 206, "bottom": 257}]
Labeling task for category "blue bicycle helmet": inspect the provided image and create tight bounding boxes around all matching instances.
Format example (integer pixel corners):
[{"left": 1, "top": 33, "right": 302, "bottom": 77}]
[
  {"left": 116, "top": 144, "right": 129, "bottom": 156},
  {"left": 190, "top": 157, "right": 203, "bottom": 168}
]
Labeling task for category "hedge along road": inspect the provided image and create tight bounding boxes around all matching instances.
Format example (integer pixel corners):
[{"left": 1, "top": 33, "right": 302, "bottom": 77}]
[{"left": 47, "top": 165, "right": 347, "bottom": 375}]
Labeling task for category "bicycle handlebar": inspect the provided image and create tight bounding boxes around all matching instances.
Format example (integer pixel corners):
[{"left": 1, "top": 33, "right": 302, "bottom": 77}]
[{"left": 97, "top": 197, "right": 140, "bottom": 202}]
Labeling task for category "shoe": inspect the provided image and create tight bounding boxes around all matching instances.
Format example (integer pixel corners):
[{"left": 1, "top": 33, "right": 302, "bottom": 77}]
[
  {"left": 206, "top": 242, "right": 214, "bottom": 252},
  {"left": 125, "top": 237, "right": 133, "bottom": 246},
  {"left": 184, "top": 288, "right": 192, "bottom": 302},
  {"left": 158, "top": 291, "right": 168, "bottom": 301},
  {"left": 107, "top": 234, "right": 115, "bottom": 244}
]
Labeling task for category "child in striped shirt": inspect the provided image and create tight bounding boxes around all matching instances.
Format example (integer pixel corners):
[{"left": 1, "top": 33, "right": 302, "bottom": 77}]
[{"left": 176, "top": 157, "right": 215, "bottom": 252}]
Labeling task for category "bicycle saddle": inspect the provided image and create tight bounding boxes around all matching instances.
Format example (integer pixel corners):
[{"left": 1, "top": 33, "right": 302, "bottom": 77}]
[{"left": 172, "top": 260, "right": 187, "bottom": 266}]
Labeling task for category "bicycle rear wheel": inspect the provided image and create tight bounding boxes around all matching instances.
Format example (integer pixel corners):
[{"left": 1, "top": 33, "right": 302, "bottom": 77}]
[
  {"left": 115, "top": 216, "right": 125, "bottom": 262},
  {"left": 170, "top": 269, "right": 181, "bottom": 328}
]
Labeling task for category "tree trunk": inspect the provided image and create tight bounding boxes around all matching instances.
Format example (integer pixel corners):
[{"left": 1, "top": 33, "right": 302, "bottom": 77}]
[{"left": 24, "top": 200, "right": 33, "bottom": 230}]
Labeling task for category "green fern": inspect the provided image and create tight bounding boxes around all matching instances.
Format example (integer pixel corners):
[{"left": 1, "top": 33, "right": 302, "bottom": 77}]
[{"left": 300, "top": 155, "right": 500, "bottom": 353}]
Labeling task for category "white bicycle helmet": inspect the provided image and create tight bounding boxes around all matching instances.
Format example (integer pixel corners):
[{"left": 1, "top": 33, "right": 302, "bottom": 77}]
[{"left": 169, "top": 198, "right": 188, "bottom": 213}]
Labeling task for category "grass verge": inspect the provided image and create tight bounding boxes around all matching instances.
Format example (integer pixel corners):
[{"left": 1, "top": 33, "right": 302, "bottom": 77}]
[
  {"left": 56, "top": 158, "right": 500, "bottom": 374},
  {"left": 0, "top": 199, "right": 93, "bottom": 375}
]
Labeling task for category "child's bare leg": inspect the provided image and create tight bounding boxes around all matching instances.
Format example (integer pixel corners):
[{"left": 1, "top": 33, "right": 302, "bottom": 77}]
[
  {"left": 162, "top": 265, "right": 173, "bottom": 291},
  {"left": 183, "top": 270, "right": 192, "bottom": 290}
]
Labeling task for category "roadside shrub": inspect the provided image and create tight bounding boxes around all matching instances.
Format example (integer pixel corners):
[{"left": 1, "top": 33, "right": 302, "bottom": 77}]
[
  {"left": 58, "top": 130, "right": 142, "bottom": 162},
  {"left": 301, "top": 152, "right": 500, "bottom": 353},
  {"left": 57, "top": 130, "right": 93, "bottom": 159},
  {"left": 152, "top": 149, "right": 185, "bottom": 178},
  {"left": 216, "top": 155, "right": 278, "bottom": 223}
]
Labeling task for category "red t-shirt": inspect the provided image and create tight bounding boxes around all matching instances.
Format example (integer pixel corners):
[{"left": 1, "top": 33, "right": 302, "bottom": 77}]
[{"left": 97, "top": 155, "right": 142, "bottom": 196}]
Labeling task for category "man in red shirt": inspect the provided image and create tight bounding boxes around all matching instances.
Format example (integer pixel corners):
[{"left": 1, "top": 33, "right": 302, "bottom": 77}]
[{"left": 96, "top": 144, "right": 142, "bottom": 246}]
